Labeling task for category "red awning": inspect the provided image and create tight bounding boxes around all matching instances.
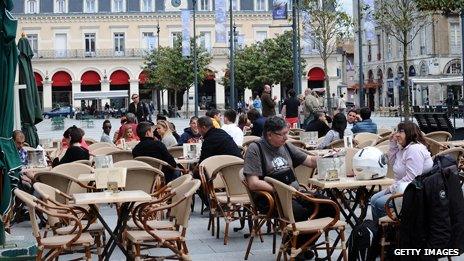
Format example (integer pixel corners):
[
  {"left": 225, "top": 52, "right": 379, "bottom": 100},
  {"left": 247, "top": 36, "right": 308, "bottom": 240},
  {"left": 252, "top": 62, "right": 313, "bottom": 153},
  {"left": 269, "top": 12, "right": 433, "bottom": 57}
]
[
  {"left": 307, "top": 67, "right": 325, "bottom": 81},
  {"left": 110, "top": 70, "right": 130, "bottom": 85},
  {"left": 81, "top": 71, "right": 101, "bottom": 85},
  {"left": 34, "top": 72, "right": 43, "bottom": 87},
  {"left": 52, "top": 71, "right": 72, "bottom": 87},
  {"left": 139, "top": 71, "right": 148, "bottom": 85}
]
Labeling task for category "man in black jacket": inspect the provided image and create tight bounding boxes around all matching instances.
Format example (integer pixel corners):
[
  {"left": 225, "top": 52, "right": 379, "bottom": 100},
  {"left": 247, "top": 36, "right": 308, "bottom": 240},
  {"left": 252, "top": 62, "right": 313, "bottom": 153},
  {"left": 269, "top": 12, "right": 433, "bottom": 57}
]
[
  {"left": 197, "top": 116, "right": 242, "bottom": 164},
  {"left": 128, "top": 94, "right": 148, "bottom": 123},
  {"left": 132, "top": 122, "right": 181, "bottom": 183}
]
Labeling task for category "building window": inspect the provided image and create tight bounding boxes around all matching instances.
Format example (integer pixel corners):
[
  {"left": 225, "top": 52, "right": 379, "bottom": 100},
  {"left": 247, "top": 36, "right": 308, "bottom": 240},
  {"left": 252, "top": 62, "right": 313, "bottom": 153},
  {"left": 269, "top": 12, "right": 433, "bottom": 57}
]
[
  {"left": 446, "top": 60, "right": 461, "bottom": 75},
  {"left": 386, "top": 34, "right": 392, "bottom": 60},
  {"left": 26, "top": 34, "right": 38, "bottom": 56},
  {"left": 227, "top": 0, "right": 240, "bottom": 11},
  {"left": 171, "top": 32, "right": 182, "bottom": 47},
  {"left": 419, "top": 27, "right": 426, "bottom": 55},
  {"left": 142, "top": 32, "right": 156, "bottom": 52},
  {"left": 114, "top": 33, "right": 125, "bottom": 56},
  {"left": 236, "top": 34, "right": 245, "bottom": 49},
  {"left": 54, "top": 0, "right": 67, "bottom": 13},
  {"left": 254, "top": 0, "right": 267, "bottom": 11},
  {"left": 255, "top": 31, "right": 267, "bottom": 43},
  {"left": 84, "top": 33, "right": 96, "bottom": 57},
  {"left": 397, "top": 39, "right": 403, "bottom": 59},
  {"left": 450, "top": 22, "right": 461, "bottom": 55},
  {"left": 367, "top": 41, "right": 372, "bottom": 62},
  {"left": 198, "top": 0, "right": 211, "bottom": 11},
  {"left": 376, "top": 34, "right": 381, "bottom": 60},
  {"left": 84, "top": 0, "right": 97, "bottom": 13},
  {"left": 141, "top": 0, "right": 154, "bottom": 12},
  {"left": 54, "top": 33, "right": 67, "bottom": 58},
  {"left": 199, "top": 32, "right": 212, "bottom": 52},
  {"left": 112, "top": 0, "right": 126, "bottom": 12},
  {"left": 25, "top": 0, "right": 39, "bottom": 14}
]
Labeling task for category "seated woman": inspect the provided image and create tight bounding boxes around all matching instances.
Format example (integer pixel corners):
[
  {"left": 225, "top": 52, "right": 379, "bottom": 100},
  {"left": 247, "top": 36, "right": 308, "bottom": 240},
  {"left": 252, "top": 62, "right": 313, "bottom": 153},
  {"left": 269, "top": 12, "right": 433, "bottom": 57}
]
[
  {"left": 370, "top": 122, "right": 433, "bottom": 221},
  {"left": 156, "top": 120, "right": 178, "bottom": 148},
  {"left": 317, "top": 113, "right": 347, "bottom": 149},
  {"left": 58, "top": 127, "right": 90, "bottom": 165},
  {"left": 116, "top": 125, "right": 139, "bottom": 148},
  {"left": 304, "top": 111, "right": 330, "bottom": 138}
]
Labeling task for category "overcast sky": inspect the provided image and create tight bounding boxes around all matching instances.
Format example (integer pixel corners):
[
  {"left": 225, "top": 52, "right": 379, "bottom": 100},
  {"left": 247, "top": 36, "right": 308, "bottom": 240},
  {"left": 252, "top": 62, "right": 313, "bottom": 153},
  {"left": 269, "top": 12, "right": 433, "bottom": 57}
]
[{"left": 340, "top": 0, "right": 353, "bottom": 17}]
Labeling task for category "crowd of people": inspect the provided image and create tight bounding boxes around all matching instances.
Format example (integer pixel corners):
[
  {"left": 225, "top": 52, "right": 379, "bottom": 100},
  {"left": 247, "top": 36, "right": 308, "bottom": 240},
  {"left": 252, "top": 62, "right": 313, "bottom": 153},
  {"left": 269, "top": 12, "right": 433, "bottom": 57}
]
[{"left": 10, "top": 83, "right": 445, "bottom": 260}]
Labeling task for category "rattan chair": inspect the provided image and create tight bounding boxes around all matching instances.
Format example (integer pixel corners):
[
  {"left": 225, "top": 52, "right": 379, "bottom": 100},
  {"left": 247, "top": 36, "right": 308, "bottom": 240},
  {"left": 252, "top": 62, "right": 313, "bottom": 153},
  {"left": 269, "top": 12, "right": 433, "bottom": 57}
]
[
  {"left": 125, "top": 166, "right": 164, "bottom": 194},
  {"left": 425, "top": 131, "right": 452, "bottom": 142},
  {"left": 424, "top": 137, "right": 447, "bottom": 156},
  {"left": 113, "top": 160, "right": 152, "bottom": 168},
  {"left": 264, "top": 177, "right": 348, "bottom": 261},
  {"left": 74, "top": 159, "right": 93, "bottom": 166},
  {"left": 84, "top": 138, "right": 98, "bottom": 146},
  {"left": 126, "top": 140, "right": 140, "bottom": 149},
  {"left": 433, "top": 147, "right": 464, "bottom": 162},
  {"left": 107, "top": 150, "right": 134, "bottom": 163},
  {"left": 167, "top": 146, "right": 183, "bottom": 158},
  {"left": 377, "top": 128, "right": 393, "bottom": 138},
  {"left": 14, "top": 189, "right": 94, "bottom": 260},
  {"left": 242, "top": 136, "right": 261, "bottom": 154},
  {"left": 287, "top": 139, "right": 307, "bottom": 149},
  {"left": 354, "top": 132, "right": 380, "bottom": 145},
  {"left": 125, "top": 180, "right": 201, "bottom": 260},
  {"left": 327, "top": 139, "right": 344, "bottom": 149},
  {"left": 356, "top": 139, "right": 377, "bottom": 149},
  {"left": 52, "top": 163, "right": 94, "bottom": 179},
  {"left": 91, "top": 146, "right": 120, "bottom": 156},
  {"left": 134, "top": 156, "right": 172, "bottom": 171},
  {"left": 375, "top": 136, "right": 390, "bottom": 146},
  {"left": 379, "top": 193, "right": 403, "bottom": 261},
  {"left": 88, "top": 142, "right": 115, "bottom": 152}
]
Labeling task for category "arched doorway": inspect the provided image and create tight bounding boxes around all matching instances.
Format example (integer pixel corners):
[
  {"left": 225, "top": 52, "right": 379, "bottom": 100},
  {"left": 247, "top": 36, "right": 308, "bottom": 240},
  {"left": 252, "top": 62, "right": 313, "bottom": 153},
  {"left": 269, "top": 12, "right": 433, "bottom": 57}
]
[
  {"left": 81, "top": 70, "right": 101, "bottom": 112},
  {"left": 199, "top": 69, "right": 216, "bottom": 110},
  {"left": 34, "top": 72, "right": 43, "bottom": 109},
  {"left": 386, "top": 68, "right": 394, "bottom": 106},
  {"left": 110, "top": 70, "right": 130, "bottom": 109},
  {"left": 307, "top": 67, "right": 325, "bottom": 90},
  {"left": 51, "top": 71, "right": 72, "bottom": 108},
  {"left": 444, "top": 59, "right": 462, "bottom": 102}
]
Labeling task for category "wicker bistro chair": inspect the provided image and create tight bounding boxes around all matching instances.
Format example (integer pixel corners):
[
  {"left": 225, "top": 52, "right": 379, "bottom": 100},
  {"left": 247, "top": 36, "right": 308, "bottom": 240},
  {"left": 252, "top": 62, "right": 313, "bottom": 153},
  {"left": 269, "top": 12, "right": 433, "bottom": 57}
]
[
  {"left": 356, "top": 139, "right": 378, "bottom": 149},
  {"left": 425, "top": 131, "right": 452, "bottom": 142},
  {"left": 242, "top": 180, "right": 277, "bottom": 260},
  {"left": 379, "top": 193, "right": 403, "bottom": 261},
  {"left": 377, "top": 128, "right": 393, "bottom": 138},
  {"left": 91, "top": 146, "right": 121, "bottom": 156},
  {"left": 52, "top": 163, "right": 94, "bottom": 179},
  {"left": 125, "top": 140, "right": 140, "bottom": 150},
  {"left": 354, "top": 132, "right": 381, "bottom": 146},
  {"left": 14, "top": 189, "right": 95, "bottom": 261},
  {"left": 74, "top": 159, "right": 93, "bottom": 166},
  {"left": 167, "top": 146, "right": 184, "bottom": 158},
  {"left": 125, "top": 166, "right": 164, "bottom": 194},
  {"left": 135, "top": 156, "right": 172, "bottom": 171},
  {"left": 264, "top": 177, "right": 348, "bottom": 261},
  {"left": 424, "top": 137, "right": 447, "bottom": 156},
  {"left": 84, "top": 138, "right": 98, "bottom": 146},
  {"left": 107, "top": 150, "right": 134, "bottom": 163},
  {"left": 199, "top": 155, "right": 251, "bottom": 245},
  {"left": 113, "top": 160, "right": 152, "bottom": 168},
  {"left": 125, "top": 180, "right": 201, "bottom": 260},
  {"left": 33, "top": 182, "right": 105, "bottom": 255},
  {"left": 287, "top": 139, "right": 307, "bottom": 149},
  {"left": 433, "top": 147, "right": 464, "bottom": 162},
  {"left": 242, "top": 136, "right": 261, "bottom": 154},
  {"left": 88, "top": 142, "right": 115, "bottom": 152}
]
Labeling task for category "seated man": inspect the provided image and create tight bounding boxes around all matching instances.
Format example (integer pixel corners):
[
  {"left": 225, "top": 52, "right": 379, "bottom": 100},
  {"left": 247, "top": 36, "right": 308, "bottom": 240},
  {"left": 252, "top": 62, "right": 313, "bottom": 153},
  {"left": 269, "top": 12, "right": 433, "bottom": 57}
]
[
  {"left": 100, "top": 120, "right": 113, "bottom": 143},
  {"left": 244, "top": 116, "right": 335, "bottom": 258},
  {"left": 13, "top": 130, "right": 27, "bottom": 166},
  {"left": 178, "top": 116, "right": 202, "bottom": 145},
  {"left": 247, "top": 109, "right": 266, "bottom": 137},
  {"left": 352, "top": 107, "right": 378, "bottom": 134},
  {"left": 132, "top": 122, "right": 184, "bottom": 183}
]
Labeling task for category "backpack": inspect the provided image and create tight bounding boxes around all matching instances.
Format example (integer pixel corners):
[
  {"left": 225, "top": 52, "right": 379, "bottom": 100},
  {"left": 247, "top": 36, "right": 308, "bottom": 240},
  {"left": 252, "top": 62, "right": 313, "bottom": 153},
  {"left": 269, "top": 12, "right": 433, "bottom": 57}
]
[
  {"left": 399, "top": 155, "right": 464, "bottom": 258},
  {"left": 347, "top": 220, "right": 380, "bottom": 261}
]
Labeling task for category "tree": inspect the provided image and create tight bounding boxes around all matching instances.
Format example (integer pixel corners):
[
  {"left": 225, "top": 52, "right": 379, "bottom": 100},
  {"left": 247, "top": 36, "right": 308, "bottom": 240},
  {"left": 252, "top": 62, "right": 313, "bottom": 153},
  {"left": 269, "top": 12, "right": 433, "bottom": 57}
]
[
  {"left": 414, "top": 0, "right": 464, "bottom": 12},
  {"left": 143, "top": 37, "right": 212, "bottom": 115},
  {"left": 301, "top": 0, "right": 351, "bottom": 113},
  {"left": 222, "top": 31, "right": 306, "bottom": 96},
  {"left": 373, "top": 0, "right": 432, "bottom": 120}
]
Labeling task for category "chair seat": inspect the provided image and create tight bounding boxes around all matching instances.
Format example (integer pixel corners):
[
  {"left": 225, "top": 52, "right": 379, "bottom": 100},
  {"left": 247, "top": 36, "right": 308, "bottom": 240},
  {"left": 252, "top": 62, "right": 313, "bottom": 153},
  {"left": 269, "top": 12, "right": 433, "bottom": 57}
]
[
  {"left": 55, "top": 221, "right": 103, "bottom": 235},
  {"left": 126, "top": 219, "right": 175, "bottom": 230},
  {"left": 287, "top": 217, "right": 346, "bottom": 232},
  {"left": 126, "top": 229, "right": 182, "bottom": 243},
  {"left": 41, "top": 232, "right": 94, "bottom": 247},
  {"left": 216, "top": 194, "right": 250, "bottom": 204}
]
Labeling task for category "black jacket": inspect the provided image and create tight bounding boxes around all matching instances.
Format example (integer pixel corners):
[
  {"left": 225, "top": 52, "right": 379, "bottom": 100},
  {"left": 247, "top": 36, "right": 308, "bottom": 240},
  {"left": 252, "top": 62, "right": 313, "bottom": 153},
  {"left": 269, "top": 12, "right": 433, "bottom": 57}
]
[
  {"left": 305, "top": 119, "right": 330, "bottom": 138},
  {"left": 59, "top": 146, "right": 89, "bottom": 165},
  {"left": 132, "top": 137, "right": 177, "bottom": 180},
  {"left": 199, "top": 128, "right": 242, "bottom": 163},
  {"left": 128, "top": 101, "right": 148, "bottom": 123},
  {"left": 178, "top": 127, "right": 202, "bottom": 145}
]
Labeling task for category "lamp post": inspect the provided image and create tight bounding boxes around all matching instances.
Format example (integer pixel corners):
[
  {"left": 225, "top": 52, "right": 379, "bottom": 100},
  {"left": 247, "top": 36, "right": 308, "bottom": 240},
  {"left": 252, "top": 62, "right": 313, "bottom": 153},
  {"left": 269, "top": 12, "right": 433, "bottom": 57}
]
[
  {"left": 292, "top": 0, "right": 300, "bottom": 93},
  {"left": 357, "top": 0, "right": 365, "bottom": 107},
  {"left": 229, "top": 0, "right": 235, "bottom": 109},
  {"left": 155, "top": 21, "right": 160, "bottom": 114},
  {"left": 192, "top": 0, "right": 199, "bottom": 116}
]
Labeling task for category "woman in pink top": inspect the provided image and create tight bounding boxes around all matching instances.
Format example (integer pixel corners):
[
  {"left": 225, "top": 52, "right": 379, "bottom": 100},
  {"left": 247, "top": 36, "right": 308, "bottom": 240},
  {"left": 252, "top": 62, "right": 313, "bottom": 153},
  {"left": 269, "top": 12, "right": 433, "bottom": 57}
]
[{"left": 370, "top": 122, "right": 433, "bottom": 221}]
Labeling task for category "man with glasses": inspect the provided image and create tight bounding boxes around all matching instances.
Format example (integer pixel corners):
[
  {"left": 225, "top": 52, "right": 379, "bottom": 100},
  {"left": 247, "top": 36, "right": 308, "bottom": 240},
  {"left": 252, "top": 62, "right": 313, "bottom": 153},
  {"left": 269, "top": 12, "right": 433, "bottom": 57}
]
[{"left": 129, "top": 94, "right": 149, "bottom": 123}]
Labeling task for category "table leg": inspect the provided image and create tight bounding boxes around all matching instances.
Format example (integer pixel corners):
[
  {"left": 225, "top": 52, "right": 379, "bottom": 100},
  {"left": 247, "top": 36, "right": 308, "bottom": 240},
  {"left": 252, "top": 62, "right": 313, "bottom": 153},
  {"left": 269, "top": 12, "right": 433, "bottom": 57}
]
[
  {"left": 105, "top": 202, "right": 134, "bottom": 259},
  {"left": 326, "top": 189, "right": 355, "bottom": 229}
]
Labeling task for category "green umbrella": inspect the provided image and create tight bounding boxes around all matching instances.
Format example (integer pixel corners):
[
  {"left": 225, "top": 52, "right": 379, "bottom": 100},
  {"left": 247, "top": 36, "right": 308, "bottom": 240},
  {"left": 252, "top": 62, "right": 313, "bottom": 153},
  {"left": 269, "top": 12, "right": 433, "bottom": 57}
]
[
  {"left": 18, "top": 35, "right": 43, "bottom": 148},
  {"left": 0, "top": 0, "right": 21, "bottom": 244}
]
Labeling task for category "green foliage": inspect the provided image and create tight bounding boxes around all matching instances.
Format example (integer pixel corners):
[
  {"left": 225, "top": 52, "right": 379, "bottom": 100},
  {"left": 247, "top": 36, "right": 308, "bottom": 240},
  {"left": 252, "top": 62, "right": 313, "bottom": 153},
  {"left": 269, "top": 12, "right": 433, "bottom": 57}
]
[
  {"left": 414, "top": 0, "right": 464, "bottom": 12},
  {"left": 142, "top": 36, "right": 212, "bottom": 93},
  {"left": 222, "top": 31, "right": 306, "bottom": 93}
]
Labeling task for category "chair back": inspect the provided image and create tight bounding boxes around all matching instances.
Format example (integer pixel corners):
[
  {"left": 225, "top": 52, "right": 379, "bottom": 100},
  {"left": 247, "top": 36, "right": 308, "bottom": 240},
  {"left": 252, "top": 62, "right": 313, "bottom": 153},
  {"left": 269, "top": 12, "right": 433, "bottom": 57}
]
[
  {"left": 219, "top": 161, "right": 246, "bottom": 198},
  {"left": 33, "top": 182, "right": 64, "bottom": 227},
  {"left": 167, "top": 146, "right": 183, "bottom": 158},
  {"left": 286, "top": 139, "right": 306, "bottom": 149},
  {"left": 167, "top": 174, "right": 192, "bottom": 188},
  {"left": 289, "top": 128, "right": 305, "bottom": 136},
  {"left": 14, "top": 189, "right": 41, "bottom": 238},
  {"left": 200, "top": 155, "right": 242, "bottom": 189},
  {"left": 294, "top": 165, "right": 315, "bottom": 187},
  {"left": 378, "top": 128, "right": 393, "bottom": 137},
  {"left": 425, "top": 131, "right": 452, "bottom": 142},
  {"left": 92, "top": 146, "right": 120, "bottom": 156},
  {"left": 242, "top": 136, "right": 261, "bottom": 147},
  {"left": 107, "top": 150, "right": 134, "bottom": 162},
  {"left": 328, "top": 139, "right": 344, "bottom": 149},
  {"left": 264, "top": 177, "right": 296, "bottom": 224},
  {"left": 126, "top": 140, "right": 140, "bottom": 149},
  {"left": 135, "top": 156, "right": 171, "bottom": 170},
  {"left": 375, "top": 136, "right": 390, "bottom": 146},
  {"left": 88, "top": 142, "right": 115, "bottom": 152},
  {"left": 125, "top": 166, "right": 163, "bottom": 193},
  {"left": 35, "top": 171, "right": 86, "bottom": 203},
  {"left": 433, "top": 147, "right": 464, "bottom": 162},
  {"left": 52, "top": 162, "right": 94, "bottom": 179},
  {"left": 356, "top": 139, "right": 377, "bottom": 149},
  {"left": 354, "top": 132, "right": 380, "bottom": 145},
  {"left": 172, "top": 180, "right": 201, "bottom": 228},
  {"left": 74, "top": 159, "right": 92, "bottom": 166},
  {"left": 424, "top": 137, "right": 446, "bottom": 156},
  {"left": 84, "top": 138, "right": 98, "bottom": 145},
  {"left": 113, "top": 160, "right": 151, "bottom": 168}
]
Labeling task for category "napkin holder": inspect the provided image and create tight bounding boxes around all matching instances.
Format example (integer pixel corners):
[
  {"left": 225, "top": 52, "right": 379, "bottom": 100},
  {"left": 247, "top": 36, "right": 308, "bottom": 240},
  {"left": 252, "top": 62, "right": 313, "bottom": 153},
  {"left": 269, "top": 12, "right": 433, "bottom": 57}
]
[
  {"left": 183, "top": 143, "right": 202, "bottom": 159},
  {"left": 316, "top": 152, "right": 346, "bottom": 181}
]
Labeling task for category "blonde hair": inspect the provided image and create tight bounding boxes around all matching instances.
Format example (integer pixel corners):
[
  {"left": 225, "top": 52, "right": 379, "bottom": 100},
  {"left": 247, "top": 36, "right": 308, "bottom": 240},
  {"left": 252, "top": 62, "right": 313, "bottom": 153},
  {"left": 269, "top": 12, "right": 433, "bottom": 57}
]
[{"left": 156, "top": 120, "right": 172, "bottom": 137}]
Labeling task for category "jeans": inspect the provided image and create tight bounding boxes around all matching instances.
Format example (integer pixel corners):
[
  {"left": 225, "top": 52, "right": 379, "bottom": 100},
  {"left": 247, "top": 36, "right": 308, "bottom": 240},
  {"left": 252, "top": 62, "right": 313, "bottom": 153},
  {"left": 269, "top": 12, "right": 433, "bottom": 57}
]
[{"left": 370, "top": 189, "right": 392, "bottom": 222}]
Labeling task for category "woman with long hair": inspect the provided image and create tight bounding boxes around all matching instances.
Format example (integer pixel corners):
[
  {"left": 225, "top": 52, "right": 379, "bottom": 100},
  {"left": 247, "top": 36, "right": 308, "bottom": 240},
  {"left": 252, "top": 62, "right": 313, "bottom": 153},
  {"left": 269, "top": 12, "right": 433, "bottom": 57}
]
[
  {"left": 317, "top": 113, "right": 347, "bottom": 149},
  {"left": 370, "top": 121, "right": 432, "bottom": 221},
  {"left": 156, "top": 120, "right": 178, "bottom": 148}
]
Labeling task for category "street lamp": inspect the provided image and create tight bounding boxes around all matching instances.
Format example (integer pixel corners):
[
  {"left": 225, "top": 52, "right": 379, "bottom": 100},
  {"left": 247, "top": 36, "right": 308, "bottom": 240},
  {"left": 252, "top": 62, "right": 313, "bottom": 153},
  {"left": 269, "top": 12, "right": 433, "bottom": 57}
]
[
  {"left": 292, "top": 0, "right": 300, "bottom": 94},
  {"left": 357, "top": 0, "right": 365, "bottom": 107},
  {"left": 229, "top": 0, "right": 235, "bottom": 109},
  {"left": 192, "top": 0, "right": 199, "bottom": 117}
]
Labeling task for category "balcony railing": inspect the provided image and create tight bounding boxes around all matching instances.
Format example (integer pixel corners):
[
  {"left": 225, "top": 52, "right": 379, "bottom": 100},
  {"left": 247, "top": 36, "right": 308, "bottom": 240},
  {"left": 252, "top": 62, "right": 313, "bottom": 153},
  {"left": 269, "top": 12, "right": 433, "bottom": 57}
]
[{"left": 32, "top": 47, "right": 231, "bottom": 60}]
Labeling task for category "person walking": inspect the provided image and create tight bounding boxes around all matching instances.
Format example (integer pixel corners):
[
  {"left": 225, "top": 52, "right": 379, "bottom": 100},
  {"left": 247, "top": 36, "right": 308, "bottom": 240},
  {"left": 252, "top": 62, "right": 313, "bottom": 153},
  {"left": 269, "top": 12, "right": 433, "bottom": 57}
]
[
  {"left": 128, "top": 94, "right": 149, "bottom": 123},
  {"left": 281, "top": 89, "right": 300, "bottom": 128},
  {"left": 261, "top": 84, "right": 277, "bottom": 117},
  {"left": 303, "top": 89, "right": 320, "bottom": 128},
  {"left": 253, "top": 95, "right": 262, "bottom": 114},
  {"left": 337, "top": 94, "right": 347, "bottom": 114}
]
